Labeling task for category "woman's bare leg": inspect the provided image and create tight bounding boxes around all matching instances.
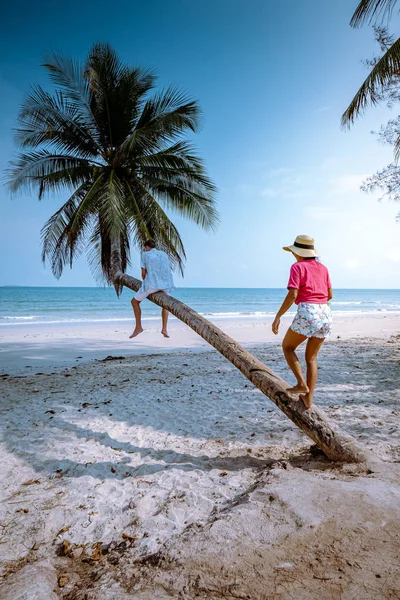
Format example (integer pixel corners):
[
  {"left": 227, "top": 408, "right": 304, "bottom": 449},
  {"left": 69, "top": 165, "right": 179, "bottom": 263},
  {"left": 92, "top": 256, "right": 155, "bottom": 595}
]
[
  {"left": 282, "top": 328, "right": 308, "bottom": 394},
  {"left": 161, "top": 308, "right": 169, "bottom": 338},
  {"left": 300, "top": 336, "right": 325, "bottom": 408},
  {"left": 129, "top": 298, "right": 144, "bottom": 338}
]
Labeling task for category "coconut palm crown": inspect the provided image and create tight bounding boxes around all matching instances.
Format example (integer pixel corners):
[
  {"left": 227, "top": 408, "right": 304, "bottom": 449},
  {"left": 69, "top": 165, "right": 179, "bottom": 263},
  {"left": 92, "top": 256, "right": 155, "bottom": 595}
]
[
  {"left": 343, "top": 0, "right": 400, "bottom": 126},
  {"left": 7, "top": 43, "right": 218, "bottom": 290}
]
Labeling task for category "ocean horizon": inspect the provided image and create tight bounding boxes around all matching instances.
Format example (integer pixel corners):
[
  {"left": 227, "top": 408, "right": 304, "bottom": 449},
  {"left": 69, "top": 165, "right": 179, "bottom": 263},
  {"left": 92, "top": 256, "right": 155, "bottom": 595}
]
[{"left": 1, "top": 286, "right": 399, "bottom": 328}]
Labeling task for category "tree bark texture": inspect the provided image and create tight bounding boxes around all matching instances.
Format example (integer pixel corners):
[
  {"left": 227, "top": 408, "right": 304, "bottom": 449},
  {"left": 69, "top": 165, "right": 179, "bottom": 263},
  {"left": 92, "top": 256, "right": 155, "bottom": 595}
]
[{"left": 114, "top": 271, "right": 370, "bottom": 463}]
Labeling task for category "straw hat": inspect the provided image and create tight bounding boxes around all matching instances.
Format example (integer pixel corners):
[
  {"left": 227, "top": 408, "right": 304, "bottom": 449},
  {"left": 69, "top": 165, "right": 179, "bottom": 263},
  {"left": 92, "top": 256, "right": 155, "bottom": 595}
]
[{"left": 283, "top": 234, "right": 318, "bottom": 258}]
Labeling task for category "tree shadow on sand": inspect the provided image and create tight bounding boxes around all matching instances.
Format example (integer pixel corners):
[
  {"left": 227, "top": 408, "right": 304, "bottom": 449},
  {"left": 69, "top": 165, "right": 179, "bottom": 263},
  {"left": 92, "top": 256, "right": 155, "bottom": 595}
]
[{"left": 2, "top": 339, "right": 399, "bottom": 482}]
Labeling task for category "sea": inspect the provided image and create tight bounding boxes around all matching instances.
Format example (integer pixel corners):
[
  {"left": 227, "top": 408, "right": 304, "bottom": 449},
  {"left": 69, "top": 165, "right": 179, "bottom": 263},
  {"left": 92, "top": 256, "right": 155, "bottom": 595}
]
[{"left": 0, "top": 287, "right": 400, "bottom": 328}]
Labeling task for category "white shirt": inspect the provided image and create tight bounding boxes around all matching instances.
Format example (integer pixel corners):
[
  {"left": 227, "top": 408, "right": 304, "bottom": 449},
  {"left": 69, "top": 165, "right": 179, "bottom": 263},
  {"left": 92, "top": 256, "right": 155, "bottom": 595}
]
[{"left": 140, "top": 249, "right": 174, "bottom": 292}]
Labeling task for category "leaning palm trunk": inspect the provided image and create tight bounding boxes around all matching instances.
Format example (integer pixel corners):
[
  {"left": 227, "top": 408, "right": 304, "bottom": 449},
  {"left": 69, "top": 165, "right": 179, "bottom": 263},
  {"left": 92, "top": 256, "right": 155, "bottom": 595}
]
[{"left": 113, "top": 268, "right": 369, "bottom": 464}]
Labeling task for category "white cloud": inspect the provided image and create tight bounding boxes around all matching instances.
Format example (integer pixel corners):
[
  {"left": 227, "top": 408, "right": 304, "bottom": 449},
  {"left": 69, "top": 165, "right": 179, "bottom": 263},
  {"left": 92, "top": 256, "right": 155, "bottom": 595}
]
[
  {"left": 261, "top": 169, "right": 310, "bottom": 199},
  {"left": 345, "top": 259, "right": 360, "bottom": 269},
  {"left": 329, "top": 174, "right": 366, "bottom": 196},
  {"left": 321, "top": 157, "right": 338, "bottom": 171},
  {"left": 264, "top": 167, "right": 296, "bottom": 179},
  {"left": 384, "top": 251, "right": 400, "bottom": 263},
  {"left": 304, "top": 206, "right": 340, "bottom": 221},
  {"left": 235, "top": 183, "right": 257, "bottom": 195}
]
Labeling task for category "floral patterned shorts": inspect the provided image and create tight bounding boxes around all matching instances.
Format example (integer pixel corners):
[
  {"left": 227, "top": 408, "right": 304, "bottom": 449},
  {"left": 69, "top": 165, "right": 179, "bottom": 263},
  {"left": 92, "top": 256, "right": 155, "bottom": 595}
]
[{"left": 290, "top": 302, "right": 332, "bottom": 339}]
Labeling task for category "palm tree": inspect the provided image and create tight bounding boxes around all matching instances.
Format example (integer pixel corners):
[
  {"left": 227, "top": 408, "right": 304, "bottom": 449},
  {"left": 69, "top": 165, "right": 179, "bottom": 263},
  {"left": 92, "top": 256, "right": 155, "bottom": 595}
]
[
  {"left": 7, "top": 44, "right": 367, "bottom": 463},
  {"left": 8, "top": 43, "right": 218, "bottom": 292},
  {"left": 343, "top": 0, "right": 400, "bottom": 126}
]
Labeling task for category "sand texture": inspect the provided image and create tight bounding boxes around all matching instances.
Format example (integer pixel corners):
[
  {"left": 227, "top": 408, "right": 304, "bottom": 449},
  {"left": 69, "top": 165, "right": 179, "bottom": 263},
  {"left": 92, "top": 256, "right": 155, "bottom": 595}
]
[{"left": 1, "top": 329, "right": 400, "bottom": 598}]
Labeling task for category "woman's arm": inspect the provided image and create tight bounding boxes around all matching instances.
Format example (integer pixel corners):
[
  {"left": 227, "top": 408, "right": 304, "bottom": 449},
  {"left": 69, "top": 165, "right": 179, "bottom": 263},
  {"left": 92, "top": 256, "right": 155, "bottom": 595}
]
[
  {"left": 141, "top": 268, "right": 147, "bottom": 280},
  {"left": 272, "top": 288, "right": 298, "bottom": 335},
  {"left": 328, "top": 288, "right": 333, "bottom": 301}
]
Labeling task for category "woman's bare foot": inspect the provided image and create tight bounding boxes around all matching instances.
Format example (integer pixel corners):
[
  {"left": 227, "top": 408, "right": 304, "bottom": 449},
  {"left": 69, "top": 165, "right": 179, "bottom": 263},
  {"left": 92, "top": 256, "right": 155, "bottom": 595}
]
[
  {"left": 161, "top": 329, "right": 170, "bottom": 338},
  {"left": 287, "top": 384, "right": 309, "bottom": 394},
  {"left": 300, "top": 394, "right": 313, "bottom": 409},
  {"left": 129, "top": 327, "right": 144, "bottom": 339}
]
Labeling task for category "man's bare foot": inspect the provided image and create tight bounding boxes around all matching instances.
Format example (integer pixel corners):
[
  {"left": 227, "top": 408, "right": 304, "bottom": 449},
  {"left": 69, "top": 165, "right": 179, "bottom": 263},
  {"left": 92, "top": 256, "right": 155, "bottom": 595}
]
[
  {"left": 300, "top": 394, "right": 313, "bottom": 409},
  {"left": 129, "top": 327, "right": 144, "bottom": 339},
  {"left": 161, "top": 330, "right": 170, "bottom": 338},
  {"left": 287, "top": 384, "right": 309, "bottom": 394}
]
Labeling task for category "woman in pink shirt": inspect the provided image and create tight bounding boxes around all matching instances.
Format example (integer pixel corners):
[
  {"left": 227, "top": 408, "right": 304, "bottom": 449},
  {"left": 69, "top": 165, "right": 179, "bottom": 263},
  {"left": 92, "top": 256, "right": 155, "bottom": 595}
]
[{"left": 272, "top": 235, "right": 332, "bottom": 409}]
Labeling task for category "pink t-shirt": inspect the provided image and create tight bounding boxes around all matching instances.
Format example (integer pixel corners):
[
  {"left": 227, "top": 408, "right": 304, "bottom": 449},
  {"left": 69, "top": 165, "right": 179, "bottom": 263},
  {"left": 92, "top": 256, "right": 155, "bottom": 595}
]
[{"left": 287, "top": 259, "right": 332, "bottom": 305}]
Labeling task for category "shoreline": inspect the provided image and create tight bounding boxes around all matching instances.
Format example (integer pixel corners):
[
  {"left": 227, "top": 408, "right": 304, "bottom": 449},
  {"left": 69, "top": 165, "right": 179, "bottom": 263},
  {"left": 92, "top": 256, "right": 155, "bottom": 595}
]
[
  {"left": 2, "top": 308, "right": 400, "bottom": 328},
  {"left": 1, "top": 312, "right": 400, "bottom": 375}
]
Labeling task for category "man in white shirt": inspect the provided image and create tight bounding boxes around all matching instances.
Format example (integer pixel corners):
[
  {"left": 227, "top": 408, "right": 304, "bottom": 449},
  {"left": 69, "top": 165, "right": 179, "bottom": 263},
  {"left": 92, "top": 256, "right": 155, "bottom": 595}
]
[{"left": 130, "top": 239, "right": 174, "bottom": 339}]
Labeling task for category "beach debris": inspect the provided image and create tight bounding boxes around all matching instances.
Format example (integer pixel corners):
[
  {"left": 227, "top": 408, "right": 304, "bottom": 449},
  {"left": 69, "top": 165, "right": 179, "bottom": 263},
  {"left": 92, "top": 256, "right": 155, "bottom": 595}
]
[
  {"left": 63, "top": 373, "right": 72, "bottom": 377},
  {"left": 276, "top": 562, "right": 295, "bottom": 570},
  {"left": 56, "top": 525, "right": 71, "bottom": 537},
  {"left": 100, "top": 543, "right": 111, "bottom": 554},
  {"left": 90, "top": 542, "right": 104, "bottom": 560},
  {"left": 57, "top": 539, "right": 86, "bottom": 560},
  {"left": 122, "top": 533, "right": 138, "bottom": 542},
  {"left": 71, "top": 546, "right": 84, "bottom": 559},
  {"left": 219, "top": 471, "right": 228, "bottom": 477},
  {"left": 45, "top": 409, "right": 56, "bottom": 414},
  {"left": 58, "top": 540, "right": 71, "bottom": 556},
  {"left": 110, "top": 467, "right": 116, "bottom": 473},
  {"left": 22, "top": 479, "right": 40, "bottom": 486},
  {"left": 58, "top": 575, "right": 69, "bottom": 587},
  {"left": 15, "top": 508, "right": 29, "bottom": 513},
  {"left": 31, "top": 541, "right": 41, "bottom": 551},
  {"left": 100, "top": 355, "right": 126, "bottom": 361}
]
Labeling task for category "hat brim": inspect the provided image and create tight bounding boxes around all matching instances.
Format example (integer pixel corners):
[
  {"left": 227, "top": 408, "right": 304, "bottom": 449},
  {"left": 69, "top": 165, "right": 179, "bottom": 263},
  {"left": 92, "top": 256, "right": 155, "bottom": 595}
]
[{"left": 283, "top": 245, "right": 318, "bottom": 258}]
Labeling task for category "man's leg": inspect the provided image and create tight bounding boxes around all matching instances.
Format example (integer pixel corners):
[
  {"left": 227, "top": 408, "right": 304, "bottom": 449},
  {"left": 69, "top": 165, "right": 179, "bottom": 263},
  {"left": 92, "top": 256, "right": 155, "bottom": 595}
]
[
  {"left": 282, "top": 328, "right": 308, "bottom": 394},
  {"left": 161, "top": 308, "right": 169, "bottom": 338},
  {"left": 300, "top": 336, "right": 325, "bottom": 408},
  {"left": 129, "top": 298, "right": 144, "bottom": 338}
]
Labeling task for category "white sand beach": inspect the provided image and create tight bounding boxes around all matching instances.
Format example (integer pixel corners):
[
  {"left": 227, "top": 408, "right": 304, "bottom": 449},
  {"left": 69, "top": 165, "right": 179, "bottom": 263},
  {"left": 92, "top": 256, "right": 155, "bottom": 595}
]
[
  {"left": 1, "top": 314, "right": 400, "bottom": 599},
  {"left": 1, "top": 312, "right": 399, "bottom": 374}
]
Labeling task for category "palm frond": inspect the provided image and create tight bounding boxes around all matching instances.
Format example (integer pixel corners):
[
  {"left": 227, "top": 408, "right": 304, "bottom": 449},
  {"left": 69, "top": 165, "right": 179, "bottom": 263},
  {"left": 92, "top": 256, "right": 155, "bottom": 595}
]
[
  {"left": 130, "top": 180, "right": 187, "bottom": 273},
  {"left": 141, "top": 175, "right": 218, "bottom": 231},
  {"left": 123, "top": 181, "right": 152, "bottom": 241},
  {"left": 15, "top": 85, "right": 101, "bottom": 157},
  {"left": 137, "top": 141, "right": 207, "bottom": 172},
  {"left": 140, "top": 163, "right": 216, "bottom": 192},
  {"left": 342, "top": 35, "right": 400, "bottom": 126},
  {"left": 7, "top": 151, "right": 97, "bottom": 196},
  {"left": 41, "top": 183, "right": 92, "bottom": 277},
  {"left": 43, "top": 51, "right": 99, "bottom": 139},
  {"left": 67, "top": 171, "right": 107, "bottom": 241},
  {"left": 350, "top": 0, "right": 398, "bottom": 27},
  {"left": 120, "top": 87, "right": 200, "bottom": 157},
  {"left": 87, "top": 217, "right": 131, "bottom": 288},
  {"left": 97, "top": 171, "right": 127, "bottom": 239},
  {"left": 85, "top": 43, "right": 156, "bottom": 148}
]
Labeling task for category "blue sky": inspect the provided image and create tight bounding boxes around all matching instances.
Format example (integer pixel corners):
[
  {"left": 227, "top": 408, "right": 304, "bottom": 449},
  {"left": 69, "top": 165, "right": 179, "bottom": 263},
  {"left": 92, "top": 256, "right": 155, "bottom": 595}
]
[{"left": 1, "top": 0, "right": 400, "bottom": 288}]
